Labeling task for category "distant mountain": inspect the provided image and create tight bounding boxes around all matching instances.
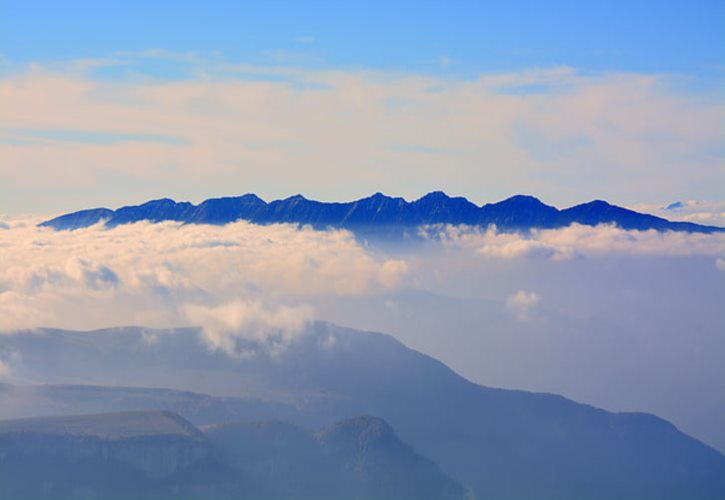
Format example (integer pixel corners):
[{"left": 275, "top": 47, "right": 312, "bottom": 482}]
[
  {"left": 0, "top": 410, "right": 225, "bottom": 499},
  {"left": 0, "top": 383, "right": 301, "bottom": 425},
  {"left": 2, "top": 324, "right": 724, "bottom": 499},
  {"left": 205, "top": 417, "right": 465, "bottom": 500},
  {"left": 0, "top": 410, "right": 465, "bottom": 500},
  {"left": 39, "top": 192, "right": 725, "bottom": 233},
  {"left": 0, "top": 408, "right": 204, "bottom": 441}
]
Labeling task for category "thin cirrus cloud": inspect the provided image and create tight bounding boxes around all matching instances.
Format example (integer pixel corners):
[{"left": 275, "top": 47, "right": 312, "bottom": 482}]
[{"left": 0, "top": 55, "right": 723, "bottom": 214}]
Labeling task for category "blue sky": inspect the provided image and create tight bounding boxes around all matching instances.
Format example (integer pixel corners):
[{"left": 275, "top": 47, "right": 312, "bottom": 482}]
[
  {"left": 3, "top": 0, "right": 723, "bottom": 78},
  {"left": 0, "top": 1, "right": 723, "bottom": 214}
]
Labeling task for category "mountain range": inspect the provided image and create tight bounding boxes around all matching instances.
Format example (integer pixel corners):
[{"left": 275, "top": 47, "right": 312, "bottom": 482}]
[
  {"left": 2, "top": 323, "right": 724, "bottom": 499},
  {"left": 39, "top": 192, "right": 725, "bottom": 233}
]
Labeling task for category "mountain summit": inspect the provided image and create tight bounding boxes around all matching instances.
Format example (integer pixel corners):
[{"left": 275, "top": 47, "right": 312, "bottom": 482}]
[{"left": 39, "top": 192, "right": 724, "bottom": 233}]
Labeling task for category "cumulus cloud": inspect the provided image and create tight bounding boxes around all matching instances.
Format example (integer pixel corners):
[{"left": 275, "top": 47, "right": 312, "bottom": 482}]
[
  {"left": 423, "top": 223, "right": 725, "bottom": 260},
  {"left": 0, "top": 218, "right": 408, "bottom": 337},
  {"left": 183, "top": 300, "right": 313, "bottom": 357},
  {"left": 506, "top": 290, "right": 541, "bottom": 321}
]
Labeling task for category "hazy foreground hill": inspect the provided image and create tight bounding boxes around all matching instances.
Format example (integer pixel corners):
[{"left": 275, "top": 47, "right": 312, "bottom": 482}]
[
  {"left": 0, "top": 383, "right": 301, "bottom": 425},
  {"left": 0, "top": 410, "right": 223, "bottom": 499},
  {"left": 204, "top": 416, "right": 465, "bottom": 500},
  {"left": 39, "top": 191, "right": 725, "bottom": 233},
  {"left": 2, "top": 323, "right": 725, "bottom": 499},
  {"left": 0, "top": 411, "right": 464, "bottom": 500}
]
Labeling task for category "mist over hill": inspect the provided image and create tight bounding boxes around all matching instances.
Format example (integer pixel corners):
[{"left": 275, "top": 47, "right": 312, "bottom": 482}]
[{"left": 2, "top": 323, "right": 724, "bottom": 499}]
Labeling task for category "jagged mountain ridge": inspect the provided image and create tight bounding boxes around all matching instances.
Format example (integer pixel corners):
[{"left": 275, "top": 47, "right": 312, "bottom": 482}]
[{"left": 39, "top": 191, "right": 724, "bottom": 233}]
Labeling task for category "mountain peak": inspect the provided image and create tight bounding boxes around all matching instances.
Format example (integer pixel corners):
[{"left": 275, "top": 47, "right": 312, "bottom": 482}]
[
  {"left": 581, "top": 199, "right": 613, "bottom": 208},
  {"left": 318, "top": 415, "right": 396, "bottom": 442},
  {"left": 418, "top": 190, "right": 451, "bottom": 201},
  {"left": 139, "top": 198, "right": 178, "bottom": 207},
  {"left": 360, "top": 191, "right": 392, "bottom": 202},
  {"left": 236, "top": 193, "right": 266, "bottom": 203},
  {"left": 494, "top": 194, "right": 548, "bottom": 206}
]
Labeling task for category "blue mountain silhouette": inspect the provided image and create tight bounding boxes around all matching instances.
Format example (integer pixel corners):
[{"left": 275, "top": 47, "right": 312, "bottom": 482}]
[{"left": 40, "top": 192, "right": 724, "bottom": 233}]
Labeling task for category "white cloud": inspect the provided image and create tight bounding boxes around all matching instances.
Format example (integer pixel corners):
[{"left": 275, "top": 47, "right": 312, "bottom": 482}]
[
  {"left": 0, "top": 218, "right": 408, "bottom": 335},
  {"left": 716, "top": 258, "right": 725, "bottom": 271},
  {"left": 0, "top": 215, "right": 722, "bottom": 360},
  {"left": 1, "top": 217, "right": 721, "bottom": 336},
  {"left": 1, "top": 62, "right": 723, "bottom": 214},
  {"left": 506, "top": 290, "right": 541, "bottom": 321},
  {"left": 183, "top": 300, "right": 313, "bottom": 356},
  {"left": 630, "top": 200, "right": 725, "bottom": 228},
  {"left": 424, "top": 223, "right": 725, "bottom": 260}
]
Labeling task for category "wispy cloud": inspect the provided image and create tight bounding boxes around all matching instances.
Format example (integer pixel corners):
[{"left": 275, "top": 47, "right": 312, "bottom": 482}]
[
  {"left": 1, "top": 58, "right": 722, "bottom": 213},
  {"left": 1, "top": 128, "right": 185, "bottom": 146},
  {"left": 506, "top": 290, "right": 541, "bottom": 321},
  {"left": 294, "top": 36, "right": 315, "bottom": 45}
]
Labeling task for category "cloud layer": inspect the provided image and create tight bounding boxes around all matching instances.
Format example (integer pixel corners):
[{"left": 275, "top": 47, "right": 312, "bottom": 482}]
[
  {"left": 1, "top": 218, "right": 722, "bottom": 345},
  {"left": 1, "top": 60, "right": 723, "bottom": 213},
  {"left": 424, "top": 223, "right": 725, "bottom": 261},
  {"left": 0, "top": 219, "right": 407, "bottom": 349}
]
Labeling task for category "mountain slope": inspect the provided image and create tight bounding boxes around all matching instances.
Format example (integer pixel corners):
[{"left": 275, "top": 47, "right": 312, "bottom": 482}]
[
  {"left": 0, "top": 409, "right": 204, "bottom": 440},
  {"left": 0, "top": 410, "right": 466, "bottom": 500},
  {"left": 39, "top": 192, "right": 725, "bottom": 233},
  {"left": 205, "top": 417, "right": 466, "bottom": 500},
  {"left": 0, "top": 410, "right": 225, "bottom": 499},
  {"left": 0, "top": 383, "right": 301, "bottom": 425},
  {"left": 2, "top": 324, "right": 724, "bottom": 499}
]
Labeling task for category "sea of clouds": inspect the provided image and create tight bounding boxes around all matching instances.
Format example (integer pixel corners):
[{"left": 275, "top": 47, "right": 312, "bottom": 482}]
[
  {"left": 0, "top": 218, "right": 407, "bottom": 340},
  {"left": 1, "top": 217, "right": 722, "bottom": 345}
]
